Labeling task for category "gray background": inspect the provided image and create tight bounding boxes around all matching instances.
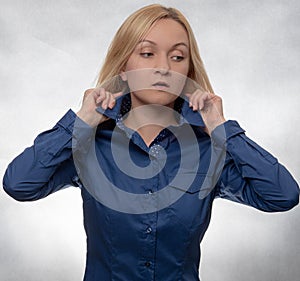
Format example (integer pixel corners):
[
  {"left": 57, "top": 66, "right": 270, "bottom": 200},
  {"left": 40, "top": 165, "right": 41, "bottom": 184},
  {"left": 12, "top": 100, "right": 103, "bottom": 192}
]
[{"left": 0, "top": 0, "right": 299, "bottom": 280}]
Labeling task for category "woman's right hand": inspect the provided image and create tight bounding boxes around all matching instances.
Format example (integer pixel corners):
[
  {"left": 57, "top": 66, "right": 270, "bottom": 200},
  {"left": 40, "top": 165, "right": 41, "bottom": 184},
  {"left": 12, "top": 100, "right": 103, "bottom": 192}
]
[{"left": 76, "top": 87, "right": 123, "bottom": 127}]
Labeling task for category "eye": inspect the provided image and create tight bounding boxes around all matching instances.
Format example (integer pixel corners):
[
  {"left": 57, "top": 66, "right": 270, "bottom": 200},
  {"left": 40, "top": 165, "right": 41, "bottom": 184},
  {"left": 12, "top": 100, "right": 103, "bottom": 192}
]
[
  {"left": 140, "top": 52, "right": 154, "bottom": 58},
  {"left": 171, "top": 55, "right": 184, "bottom": 62}
]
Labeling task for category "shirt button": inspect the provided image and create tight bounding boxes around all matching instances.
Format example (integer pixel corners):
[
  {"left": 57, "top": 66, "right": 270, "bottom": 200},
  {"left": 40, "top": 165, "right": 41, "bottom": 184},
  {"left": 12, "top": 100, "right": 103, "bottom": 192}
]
[
  {"left": 146, "top": 226, "right": 152, "bottom": 234},
  {"left": 72, "top": 176, "right": 79, "bottom": 182},
  {"left": 145, "top": 261, "right": 151, "bottom": 267}
]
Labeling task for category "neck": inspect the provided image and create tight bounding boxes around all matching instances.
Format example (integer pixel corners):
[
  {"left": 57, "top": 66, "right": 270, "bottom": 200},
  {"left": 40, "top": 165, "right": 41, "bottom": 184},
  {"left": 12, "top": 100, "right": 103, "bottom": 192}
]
[{"left": 123, "top": 99, "right": 178, "bottom": 147}]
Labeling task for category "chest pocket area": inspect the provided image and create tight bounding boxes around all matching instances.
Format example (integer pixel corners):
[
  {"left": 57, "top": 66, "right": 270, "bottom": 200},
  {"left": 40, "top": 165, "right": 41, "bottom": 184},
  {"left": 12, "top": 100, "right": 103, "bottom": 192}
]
[{"left": 167, "top": 171, "right": 215, "bottom": 232}]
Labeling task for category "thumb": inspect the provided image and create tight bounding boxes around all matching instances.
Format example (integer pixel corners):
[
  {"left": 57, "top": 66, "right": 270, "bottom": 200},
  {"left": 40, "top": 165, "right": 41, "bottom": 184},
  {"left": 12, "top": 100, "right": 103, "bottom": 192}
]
[{"left": 113, "top": 91, "right": 124, "bottom": 99}]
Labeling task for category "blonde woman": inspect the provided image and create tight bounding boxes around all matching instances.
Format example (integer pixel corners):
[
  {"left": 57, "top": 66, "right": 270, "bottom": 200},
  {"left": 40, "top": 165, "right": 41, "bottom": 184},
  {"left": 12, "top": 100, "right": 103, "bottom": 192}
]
[{"left": 3, "top": 4, "right": 299, "bottom": 281}]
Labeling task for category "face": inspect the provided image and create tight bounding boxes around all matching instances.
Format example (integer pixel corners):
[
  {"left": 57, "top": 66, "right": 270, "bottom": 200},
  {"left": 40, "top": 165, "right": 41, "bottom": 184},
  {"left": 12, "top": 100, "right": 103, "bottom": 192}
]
[{"left": 122, "top": 19, "right": 190, "bottom": 108}]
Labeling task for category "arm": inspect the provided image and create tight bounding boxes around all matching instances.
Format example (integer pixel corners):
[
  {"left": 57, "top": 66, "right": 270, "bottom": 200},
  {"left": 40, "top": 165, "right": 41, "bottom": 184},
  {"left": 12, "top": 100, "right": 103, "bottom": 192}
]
[
  {"left": 3, "top": 88, "right": 121, "bottom": 201},
  {"left": 2, "top": 110, "right": 80, "bottom": 201},
  {"left": 185, "top": 90, "right": 299, "bottom": 211},
  {"left": 213, "top": 121, "right": 299, "bottom": 212}
]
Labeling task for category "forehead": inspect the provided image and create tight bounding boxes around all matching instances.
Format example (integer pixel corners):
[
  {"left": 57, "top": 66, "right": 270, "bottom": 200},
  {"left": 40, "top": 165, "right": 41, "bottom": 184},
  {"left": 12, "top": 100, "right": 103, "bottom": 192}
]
[{"left": 142, "top": 18, "right": 189, "bottom": 46}]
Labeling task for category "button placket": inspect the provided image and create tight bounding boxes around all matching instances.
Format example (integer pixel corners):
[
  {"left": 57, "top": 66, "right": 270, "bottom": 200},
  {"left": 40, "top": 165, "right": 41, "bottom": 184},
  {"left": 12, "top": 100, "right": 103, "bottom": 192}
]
[
  {"left": 146, "top": 226, "right": 152, "bottom": 234},
  {"left": 141, "top": 164, "right": 158, "bottom": 280}
]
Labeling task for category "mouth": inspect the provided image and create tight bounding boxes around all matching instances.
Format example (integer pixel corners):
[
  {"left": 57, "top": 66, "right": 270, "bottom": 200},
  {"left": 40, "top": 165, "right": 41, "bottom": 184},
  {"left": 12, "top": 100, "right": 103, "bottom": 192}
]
[{"left": 151, "top": 81, "right": 170, "bottom": 91}]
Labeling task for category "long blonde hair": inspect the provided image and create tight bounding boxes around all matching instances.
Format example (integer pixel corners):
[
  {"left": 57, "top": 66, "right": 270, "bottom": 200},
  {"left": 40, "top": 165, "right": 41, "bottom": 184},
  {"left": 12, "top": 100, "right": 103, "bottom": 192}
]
[{"left": 96, "top": 4, "right": 214, "bottom": 94}]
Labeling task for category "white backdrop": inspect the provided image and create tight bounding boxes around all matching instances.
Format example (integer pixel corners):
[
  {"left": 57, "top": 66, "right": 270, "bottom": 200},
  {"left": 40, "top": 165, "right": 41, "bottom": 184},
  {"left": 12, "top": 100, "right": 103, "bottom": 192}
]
[{"left": 0, "top": 0, "right": 299, "bottom": 280}]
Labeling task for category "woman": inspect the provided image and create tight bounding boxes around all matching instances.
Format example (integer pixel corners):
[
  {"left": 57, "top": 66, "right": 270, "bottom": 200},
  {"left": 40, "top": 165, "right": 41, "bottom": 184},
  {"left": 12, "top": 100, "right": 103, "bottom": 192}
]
[{"left": 3, "top": 4, "right": 299, "bottom": 281}]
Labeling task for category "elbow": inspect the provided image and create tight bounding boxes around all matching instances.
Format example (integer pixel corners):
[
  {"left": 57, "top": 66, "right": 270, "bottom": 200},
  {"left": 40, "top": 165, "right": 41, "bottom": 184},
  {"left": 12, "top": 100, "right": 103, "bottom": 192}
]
[
  {"left": 281, "top": 173, "right": 300, "bottom": 211},
  {"left": 3, "top": 176, "right": 26, "bottom": 202},
  {"left": 272, "top": 167, "right": 300, "bottom": 212},
  {"left": 259, "top": 184, "right": 300, "bottom": 213},
  {"left": 3, "top": 164, "right": 21, "bottom": 201},
  {"left": 270, "top": 184, "right": 300, "bottom": 212},
  {"left": 284, "top": 187, "right": 299, "bottom": 210},
  {"left": 2, "top": 172, "right": 37, "bottom": 202}
]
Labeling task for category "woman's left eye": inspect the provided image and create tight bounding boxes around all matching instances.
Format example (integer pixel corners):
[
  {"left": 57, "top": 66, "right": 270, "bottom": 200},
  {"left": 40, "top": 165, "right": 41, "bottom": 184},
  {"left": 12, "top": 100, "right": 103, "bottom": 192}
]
[
  {"left": 171, "top": 56, "right": 184, "bottom": 62},
  {"left": 140, "top": 52, "right": 153, "bottom": 58}
]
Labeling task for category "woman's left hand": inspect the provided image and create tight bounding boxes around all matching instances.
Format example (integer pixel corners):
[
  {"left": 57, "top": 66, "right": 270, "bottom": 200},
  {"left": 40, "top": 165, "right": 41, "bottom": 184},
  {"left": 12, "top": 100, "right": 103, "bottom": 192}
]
[{"left": 185, "top": 90, "right": 226, "bottom": 136}]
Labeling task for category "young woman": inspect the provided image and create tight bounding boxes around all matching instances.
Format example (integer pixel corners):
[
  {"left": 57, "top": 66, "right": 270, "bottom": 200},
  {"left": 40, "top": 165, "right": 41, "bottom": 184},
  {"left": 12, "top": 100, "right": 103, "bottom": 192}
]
[{"left": 3, "top": 4, "right": 299, "bottom": 281}]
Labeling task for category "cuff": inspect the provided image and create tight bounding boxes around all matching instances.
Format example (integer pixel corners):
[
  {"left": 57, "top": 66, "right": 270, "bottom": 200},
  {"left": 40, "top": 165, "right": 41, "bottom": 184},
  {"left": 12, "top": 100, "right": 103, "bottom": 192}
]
[
  {"left": 211, "top": 120, "right": 245, "bottom": 147},
  {"left": 72, "top": 115, "right": 96, "bottom": 153},
  {"left": 57, "top": 109, "right": 77, "bottom": 134}
]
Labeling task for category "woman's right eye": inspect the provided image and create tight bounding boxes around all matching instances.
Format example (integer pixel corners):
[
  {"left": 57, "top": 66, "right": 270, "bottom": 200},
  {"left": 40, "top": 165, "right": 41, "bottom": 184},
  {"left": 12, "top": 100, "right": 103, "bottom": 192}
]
[{"left": 140, "top": 52, "right": 154, "bottom": 58}]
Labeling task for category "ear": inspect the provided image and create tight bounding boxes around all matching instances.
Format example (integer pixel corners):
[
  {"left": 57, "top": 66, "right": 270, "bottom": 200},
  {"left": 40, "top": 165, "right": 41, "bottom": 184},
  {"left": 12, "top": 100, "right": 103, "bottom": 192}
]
[{"left": 120, "top": 71, "right": 127, "bottom": 81}]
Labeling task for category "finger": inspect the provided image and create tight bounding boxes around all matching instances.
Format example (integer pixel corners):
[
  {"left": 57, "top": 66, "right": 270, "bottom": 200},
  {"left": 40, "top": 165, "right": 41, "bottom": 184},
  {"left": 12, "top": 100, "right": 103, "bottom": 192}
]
[
  {"left": 198, "top": 95, "right": 205, "bottom": 111},
  {"left": 96, "top": 94, "right": 106, "bottom": 105},
  {"left": 96, "top": 88, "right": 107, "bottom": 105},
  {"left": 184, "top": 93, "right": 193, "bottom": 107},
  {"left": 108, "top": 99, "right": 116, "bottom": 109},
  {"left": 197, "top": 97, "right": 203, "bottom": 112},
  {"left": 199, "top": 92, "right": 211, "bottom": 111},
  {"left": 191, "top": 90, "right": 203, "bottom": 111},
  {"left": 93, "top": 87, "right": 101, "bottom": 96},
  {"left": 108, "top": 91, "right": 121, "bottom": 109},
  {"left": 192, "top": 95, "right": 198, "bottom": 111},
  {"left": 108, "top": 91, "right": 122, "bottom": 109},
  {"left": 102, "top": 91, "right": 111, "bottom": 110},
  {"left": 112, "top": 91, "right": 123, "bottom": 98},
  {"left": 188, "top": 90, "right": 198, "bottom": 109}
]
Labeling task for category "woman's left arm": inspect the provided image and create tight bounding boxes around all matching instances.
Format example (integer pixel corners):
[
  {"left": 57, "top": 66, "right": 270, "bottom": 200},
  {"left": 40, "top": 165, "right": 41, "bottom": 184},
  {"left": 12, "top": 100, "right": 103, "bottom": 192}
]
[
  {"left": 212, "top": 121, "right": 299, "bottom": 212},
  {"left": 186, "top": 90, "right": 299, "bottom": 211}
]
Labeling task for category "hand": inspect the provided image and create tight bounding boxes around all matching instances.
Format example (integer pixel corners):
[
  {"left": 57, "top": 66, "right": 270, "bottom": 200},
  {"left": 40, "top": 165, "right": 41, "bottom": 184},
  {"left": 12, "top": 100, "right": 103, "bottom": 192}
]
[
  {"left": 76, "top": 87, "right": 123, "bottom": 127},
  {"left": 185, "top": 90, "right": 226, "bottom": 136}
]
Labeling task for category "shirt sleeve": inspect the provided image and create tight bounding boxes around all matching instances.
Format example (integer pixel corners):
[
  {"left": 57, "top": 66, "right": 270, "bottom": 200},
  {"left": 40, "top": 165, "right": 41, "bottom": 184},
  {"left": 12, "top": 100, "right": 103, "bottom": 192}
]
[
  {"left": 212, "top": 120, "right": 299, "bottom": 212},
  {"left": 2, "top": 109, "right": 82, "bottom": 201}
]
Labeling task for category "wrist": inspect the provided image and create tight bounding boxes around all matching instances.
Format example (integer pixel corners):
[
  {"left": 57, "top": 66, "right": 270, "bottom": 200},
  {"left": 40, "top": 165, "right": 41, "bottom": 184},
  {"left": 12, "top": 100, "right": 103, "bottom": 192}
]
[
  {"left": 206, "top": 117, "right": 226, "bottom": 136},
  {"left": 76, "top": 110, "right": 102, "bottom": 128}
]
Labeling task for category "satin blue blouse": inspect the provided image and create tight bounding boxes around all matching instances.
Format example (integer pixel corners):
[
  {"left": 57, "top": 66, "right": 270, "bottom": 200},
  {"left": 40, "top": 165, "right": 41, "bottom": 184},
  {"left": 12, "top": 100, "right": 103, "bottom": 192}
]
[{"left": 3, "top": 94, "right": 299, "bottom": 281}]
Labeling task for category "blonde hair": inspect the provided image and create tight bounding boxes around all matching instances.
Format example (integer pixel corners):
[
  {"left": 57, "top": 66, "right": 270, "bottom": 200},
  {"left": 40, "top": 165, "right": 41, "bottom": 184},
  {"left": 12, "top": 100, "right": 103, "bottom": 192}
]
[{"left": 96, "top": 4, "right": 214, "bottom": 94}]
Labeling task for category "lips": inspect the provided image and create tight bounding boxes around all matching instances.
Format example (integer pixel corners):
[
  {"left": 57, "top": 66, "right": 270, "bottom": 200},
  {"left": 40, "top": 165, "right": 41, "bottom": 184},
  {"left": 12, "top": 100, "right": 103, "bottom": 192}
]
[
  {"left": 152, "top": 81, "right": 170, "bottom": 87},
  {"left": 152, "top": 81, "right": 170, "bottom": 90}
]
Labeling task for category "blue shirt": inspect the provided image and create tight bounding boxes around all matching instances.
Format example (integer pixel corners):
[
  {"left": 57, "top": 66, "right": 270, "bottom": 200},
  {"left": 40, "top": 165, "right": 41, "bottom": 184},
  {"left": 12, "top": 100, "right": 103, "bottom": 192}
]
[{"left": 3, "top": 94, "right": 299, "bottom": 281}]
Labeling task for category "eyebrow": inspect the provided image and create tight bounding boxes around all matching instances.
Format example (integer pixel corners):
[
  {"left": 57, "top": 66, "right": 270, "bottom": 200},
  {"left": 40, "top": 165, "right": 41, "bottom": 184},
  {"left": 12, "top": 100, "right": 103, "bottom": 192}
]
[{"left": 137, "top": 39, "right": 189, "bottom": 49}]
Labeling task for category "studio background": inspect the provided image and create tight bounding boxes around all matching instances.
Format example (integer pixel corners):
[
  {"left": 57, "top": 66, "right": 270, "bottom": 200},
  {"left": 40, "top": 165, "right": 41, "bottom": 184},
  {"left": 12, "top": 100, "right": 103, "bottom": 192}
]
[{"left": 0, "top": 0, "right": 299, "bottom": 280}]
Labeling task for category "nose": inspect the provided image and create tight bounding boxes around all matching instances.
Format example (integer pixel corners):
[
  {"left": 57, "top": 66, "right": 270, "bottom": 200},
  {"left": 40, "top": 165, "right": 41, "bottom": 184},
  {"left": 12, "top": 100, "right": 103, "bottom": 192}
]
[{"left": 155, "top": 54, "right": 170, "bottom": 75}]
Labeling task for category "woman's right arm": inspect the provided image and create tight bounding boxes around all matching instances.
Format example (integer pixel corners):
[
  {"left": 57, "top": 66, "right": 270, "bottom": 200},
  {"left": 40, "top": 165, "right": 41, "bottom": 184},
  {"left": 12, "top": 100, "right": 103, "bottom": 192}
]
[
  {"left": 3, "top": 109, "right": 81, "bottom": 201},
  {"left": 3, "top": 88, "right": 121, "bottom": 201}
]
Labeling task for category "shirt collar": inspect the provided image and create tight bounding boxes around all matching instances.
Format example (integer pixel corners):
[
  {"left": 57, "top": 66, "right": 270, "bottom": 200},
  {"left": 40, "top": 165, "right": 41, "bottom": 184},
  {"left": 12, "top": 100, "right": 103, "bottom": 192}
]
[{"left": 96, "top": 93, "right": 205, "bottom": 127}]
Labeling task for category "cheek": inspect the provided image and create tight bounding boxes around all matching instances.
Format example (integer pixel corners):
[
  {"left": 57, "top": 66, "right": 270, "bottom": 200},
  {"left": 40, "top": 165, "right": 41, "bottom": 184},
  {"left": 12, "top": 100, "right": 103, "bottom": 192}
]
[
  {"left": 123, "top": 57, "right": 149, "bottom": 91},
  {"left": 169, "top": 72, "right": 188, "bottom": 96},
  {"left": 126, "top": 69, "right": 153, "bottom": 92},
  {"left": 173, "top": 62, "right": 189, "bottom": 76},
  {"left": 124, "top": 55, "right": 147, "bottom": 72}
]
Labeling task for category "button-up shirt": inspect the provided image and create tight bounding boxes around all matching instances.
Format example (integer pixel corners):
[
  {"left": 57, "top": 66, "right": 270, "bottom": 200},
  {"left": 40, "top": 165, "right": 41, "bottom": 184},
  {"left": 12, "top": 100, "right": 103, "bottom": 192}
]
[{"left": 3, "top": 94, "right": 299, "bottom": 281}]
